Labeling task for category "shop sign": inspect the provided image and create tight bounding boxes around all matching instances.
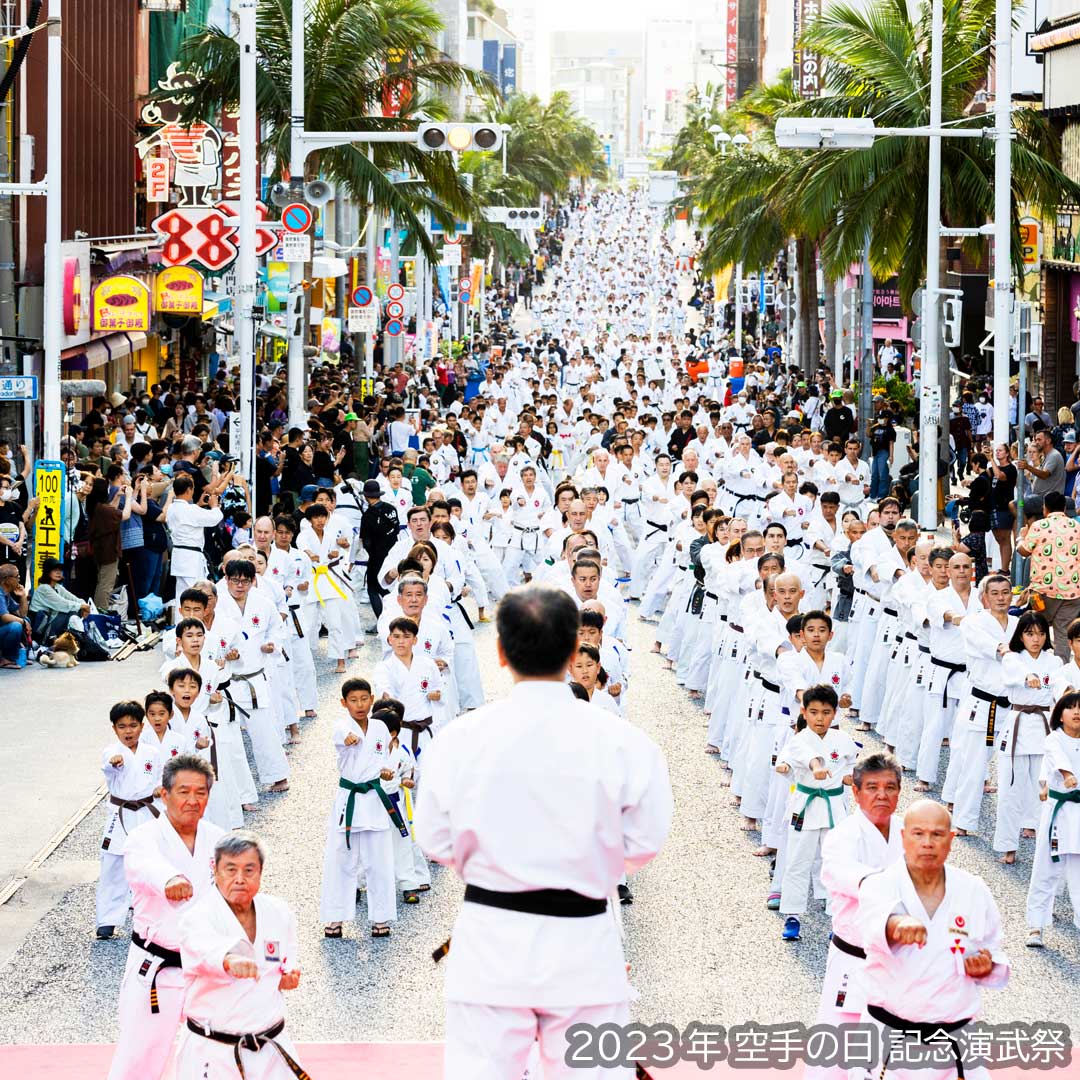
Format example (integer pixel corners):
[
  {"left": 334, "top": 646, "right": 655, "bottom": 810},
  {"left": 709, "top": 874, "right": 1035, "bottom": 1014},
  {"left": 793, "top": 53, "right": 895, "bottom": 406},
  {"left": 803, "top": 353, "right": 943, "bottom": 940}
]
[
  {"left": 155, "top": 266, "right": 204, "bottom": 315},
  {"left": 92, "top": 275, "right": 151, "bottom": 332}
]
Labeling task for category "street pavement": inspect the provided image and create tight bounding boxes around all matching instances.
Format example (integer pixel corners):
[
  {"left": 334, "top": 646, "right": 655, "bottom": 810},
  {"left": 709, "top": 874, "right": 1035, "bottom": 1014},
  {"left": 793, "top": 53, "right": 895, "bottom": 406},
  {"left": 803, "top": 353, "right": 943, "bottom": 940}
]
[{"left": 0, "top": 598, "right": 1077, "bottom": 1047}]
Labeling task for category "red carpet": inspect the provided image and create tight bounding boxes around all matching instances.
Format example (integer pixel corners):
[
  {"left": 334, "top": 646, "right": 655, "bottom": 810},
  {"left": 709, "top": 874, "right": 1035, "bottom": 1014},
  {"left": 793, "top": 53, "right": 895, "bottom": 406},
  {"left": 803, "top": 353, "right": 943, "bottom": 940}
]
[{"left": 1, "top": 1043, "right": 1077, "bottom": 1077}]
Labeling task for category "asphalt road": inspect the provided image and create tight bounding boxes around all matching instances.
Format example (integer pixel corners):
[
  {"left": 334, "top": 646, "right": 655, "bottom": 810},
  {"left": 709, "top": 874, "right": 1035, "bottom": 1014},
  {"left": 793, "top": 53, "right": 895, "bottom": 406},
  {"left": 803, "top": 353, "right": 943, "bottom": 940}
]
[{"left": 0, "top": 597, "right": 1077, "bottom": 1047}]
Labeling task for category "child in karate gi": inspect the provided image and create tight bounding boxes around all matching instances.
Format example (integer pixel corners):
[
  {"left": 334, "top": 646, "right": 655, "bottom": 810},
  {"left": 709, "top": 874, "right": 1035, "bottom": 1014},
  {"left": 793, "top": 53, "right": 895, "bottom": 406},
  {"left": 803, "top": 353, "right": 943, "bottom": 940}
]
[
  {"left": 374, "top": 617, "right": 443, "bottom": 760},
  {"left": 139, "top": 690, "right": 186, "bottom": 796},
  {"left": 320, "top": 678, "right": 405, "bottom": 939},
  {"left": 96, "top": 701, "right": 159, "bottom": 939},
  {"left": 995, "top": 612, "right": 1060, "bottom": 862},
  {"left": 774, "top": 684, "right": 858, "bottom": 941},
  {"left": 378, "top": 707, "right": 431, "bottom": 904},
  {"left": 578, "top": 607, "right": 628, "bottom": 714},
  {"left": 570, "top": 642, "right": 622, "bottom": 715},
  {"left": 1025, "top": 690, "right": 1080, "bottom": 949}
]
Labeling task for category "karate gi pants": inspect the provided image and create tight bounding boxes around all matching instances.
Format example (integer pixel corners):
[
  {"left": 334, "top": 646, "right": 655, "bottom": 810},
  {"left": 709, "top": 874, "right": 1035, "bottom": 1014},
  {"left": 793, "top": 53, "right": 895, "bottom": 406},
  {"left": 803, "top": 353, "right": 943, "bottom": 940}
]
[
  {"left": 916, "top": 695, "right": 958, "bottom": 787},
  {"left": 96, "top": 850, "right": 130, "bottom": 929},
  {"left": 945, "top": 726, "right": 993, "bottom": 833},
  {"left": 1026, "top": 814, "right": 1080, "bottom": 930},
  {"left": 300, "top": 597, "right": 348, "bottom": 661},
  {"left": 393, "top": 825, "right": 431, "bottom": 890},
  {"left": 106, "top": 953, "right": 186, "bottom": 1080},
  {"left": 848, "top": 613, "right": 879, "bottom": 711},
  {"left": 779, "top": 825, "right": 828, "bottom": 916},
  {"left": 630, "top": 534, "right": 667, "bottom": 599},
  {"left": 471, "top": 539, "right": 510, "bottom": 603},
  {"left": 444, "top": 1000, "right": 632, "bottom": 1080},
  {"left": 214, "top": 712, "right": 258, "bottom": 807},
  {"left": 993, "top": 751, "right": 1042, "bottom": 852},
  {"left": 319, "top": 826, "right": 396, "bottom": 926},
  {"left": 805, "top": 940, "right": 864, "bottom": 1080},
  {"left": 502, "top": 538, "right": 542, "bottom": 585},
  {"left": 287, "top": 625, "right": 318, "bottom": 712},
  {"left": 239, "top": 697, "right": 289, "bottom": 787},
  {"left": 175, "top": 1026, "right": 303, "bottom": 1080}
]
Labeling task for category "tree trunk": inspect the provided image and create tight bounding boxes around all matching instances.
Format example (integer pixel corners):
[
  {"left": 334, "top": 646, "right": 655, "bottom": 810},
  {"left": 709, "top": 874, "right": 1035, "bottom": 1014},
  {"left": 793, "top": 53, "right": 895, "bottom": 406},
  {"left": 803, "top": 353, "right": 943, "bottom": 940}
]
[
  {"left": 797, "top": 238, "right": 818, "bottom": 374},
  {"left": 823, "top": 268, "right": 837, "bottom": 381}
]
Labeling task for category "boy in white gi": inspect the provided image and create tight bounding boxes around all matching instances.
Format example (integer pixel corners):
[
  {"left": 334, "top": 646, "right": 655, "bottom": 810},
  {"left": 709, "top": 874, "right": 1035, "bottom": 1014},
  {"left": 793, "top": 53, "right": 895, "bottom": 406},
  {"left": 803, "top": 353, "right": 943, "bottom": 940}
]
[
  {"left": 374, "top": 617, "right": 444, "bottom": 758},
  {"left": 140, "top": 691, "right": 187, "bottom": 793},
  {"left": 377, "top": 705, "right": 431, "bottom": 903},
  {"left": 320, "top": 678, "right": 406, "bottom": 939},
  {"left": 97, "top": 701, "right": 160, "bottom": 939},
  {"left": 1025, "top": 690, "right": 1080, "bottom": 948},
  {"left": 177, "top": 832, "right": 307, "bottom": 1080},
  {"left": 774, "top": 683, "right": 858, "bottom": 940}
]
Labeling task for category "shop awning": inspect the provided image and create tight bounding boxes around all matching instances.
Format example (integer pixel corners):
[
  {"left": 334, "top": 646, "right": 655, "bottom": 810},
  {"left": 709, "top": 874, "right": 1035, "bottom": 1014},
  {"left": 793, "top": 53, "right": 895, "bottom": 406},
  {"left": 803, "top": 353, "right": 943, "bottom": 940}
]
[
  {"left": 259, "top": 322, "right": 288, "bottom": 340},
  {"left": 202, "top": 293, "right": 234, "bottom": 321},
  {"left": 61, "top": 331, "right": 148, "bottom": 371}
]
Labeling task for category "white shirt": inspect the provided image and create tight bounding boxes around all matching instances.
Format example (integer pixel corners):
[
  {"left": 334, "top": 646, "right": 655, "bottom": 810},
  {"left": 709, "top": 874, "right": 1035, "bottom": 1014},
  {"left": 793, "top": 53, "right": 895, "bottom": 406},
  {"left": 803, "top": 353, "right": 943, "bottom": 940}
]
[
  {"left": 414, "top": 680, "right": 672, "bottom": 1007},
  {"left": 167, "top": 500, "right": 224, "bottom": 579}
]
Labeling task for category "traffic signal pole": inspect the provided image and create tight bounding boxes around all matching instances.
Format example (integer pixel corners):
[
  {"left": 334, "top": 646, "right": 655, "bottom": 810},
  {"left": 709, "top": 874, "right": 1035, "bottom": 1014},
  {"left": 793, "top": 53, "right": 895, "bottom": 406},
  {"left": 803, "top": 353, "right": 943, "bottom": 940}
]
[{"left": 992, "top": 0, "right": 1012, "bottom": 445}]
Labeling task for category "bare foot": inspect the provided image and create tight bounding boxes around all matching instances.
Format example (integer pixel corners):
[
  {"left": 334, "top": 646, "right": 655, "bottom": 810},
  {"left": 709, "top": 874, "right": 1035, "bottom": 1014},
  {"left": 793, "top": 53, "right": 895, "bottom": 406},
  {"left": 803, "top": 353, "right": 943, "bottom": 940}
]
[
  {"left": 269, "top": 780, "right": 290, "bottom": 793},
  {"left": 751, "top": 846, "right": 776, "bottom": 857},
  {"left": 719, "top": 776, "right": 732, "bottom": 787},
  {"left": 335, "top": 661, "right": 347, "bottom": 674},
  {"left": 998, "top": 852, "right": 1016, "bottom": 864},
  {"left": 983, "top": 782, "right": 997, "bottom": 794},
  {"left": 942, "top": 738, "right": 950, "bottom": 748},
  {"left": 739, "top": 817, "right": 758, "bottom": 832},
  {"left": 688, "top": 690, "right": 703, "bottom": 700},
  {"left": 650, "top": 644, "right": 662, "bottom": 654},
  {"left": 914, "top": 780, "right": 931, "bottom": 792},
  {"left": 705, "top": 745, "right": 720, "bottom": 755},
  {"left": 288, "top": 723, "right": 300, "bottom": 741},
  {"left": 1021, "top": 828, "right": 1036, "bottom": 839},
  {"left": 955, "top": 828, "right": 973, "bottom": 837},
  {"left": 242, "top": 803, "right": 257, "bottom": 812},
  {"left": 304, "top": 710, "right": 317, "bottom": 718}
]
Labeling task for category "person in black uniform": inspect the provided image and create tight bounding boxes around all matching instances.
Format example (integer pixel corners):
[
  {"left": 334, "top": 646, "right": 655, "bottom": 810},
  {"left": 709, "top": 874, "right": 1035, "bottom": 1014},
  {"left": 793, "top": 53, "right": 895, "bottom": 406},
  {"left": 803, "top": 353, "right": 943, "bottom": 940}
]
[{"left": 359, "top": 479, "right": 403, "bottom": 618}]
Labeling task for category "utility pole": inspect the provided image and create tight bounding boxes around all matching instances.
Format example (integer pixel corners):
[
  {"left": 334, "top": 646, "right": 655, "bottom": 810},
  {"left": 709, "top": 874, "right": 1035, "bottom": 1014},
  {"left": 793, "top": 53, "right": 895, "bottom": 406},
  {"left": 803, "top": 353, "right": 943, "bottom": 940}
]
[
  {"left": 365, "top": 155, "right": 377, "bottom": 382},
  {"left": 860, "top": 231, "right": 874, "bottom": 460},
  {"left": 287, "top": 0, "right": 307, "bottom": 426},
  {"left": 734, "top": 260, "right": 743, "bottom": 358},
  {"left": 237, "top": 0, "right": 258, "bottom": 480},
  {"left": 992, "top": 0, "right": 1012, "bottom": 445},
  {"left": 41, "top": 0, "right": 62, "bottom": 461},
  {"left": 917, "top": 0, "right": 945, "bottom": 530}
]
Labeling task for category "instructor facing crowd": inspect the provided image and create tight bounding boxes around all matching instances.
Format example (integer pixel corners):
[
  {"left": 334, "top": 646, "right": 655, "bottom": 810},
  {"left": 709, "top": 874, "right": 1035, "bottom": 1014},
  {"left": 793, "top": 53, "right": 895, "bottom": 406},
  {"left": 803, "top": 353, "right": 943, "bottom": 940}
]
[{"left": 415, "top": 585, "right": 673, "bottom": 1079}]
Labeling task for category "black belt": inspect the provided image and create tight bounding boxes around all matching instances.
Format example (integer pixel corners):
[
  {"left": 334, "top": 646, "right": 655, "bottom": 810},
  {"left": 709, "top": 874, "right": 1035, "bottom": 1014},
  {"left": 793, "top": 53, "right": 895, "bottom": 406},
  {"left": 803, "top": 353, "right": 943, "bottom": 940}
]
[
  {"left": 704, "top": 590, "right": 720, "bottom": 602},
  {"left": 830, "top": 933, "right": 866, "bottom": 960},
  {"left": 883, "top": 607, "right": 899, "bottom": 617},
  {"left": 931, "top": 657, "right": 966, "bottom": 706},
  {"left": 451, "top": 595, "right": 474, "bottom": 630},
  {"left": 759, "top": 677, "right": 781, "bottom": 694},
  {"left": 186, "top": 1018, "right": 309, "bottom": 1080},
  {"left": 905, "top": 632, "right": 917, "bottom": 641},
  {"left": 730, "top": 623, "right": 744, "bottom": 633},
  {"left": 132, "top": 931, "right": 181, "bottom": 1015},
  {"left": 918, "top": 644, "right": 930, "bottom": 654},
  {"left": 645, "top": 520, "right": 669, "bottom": 539},
  {"left": 465, "top": 884, "right": 607, "bottom": 917},
  {"left": 173, "top": 544, "right": 204, "bottom": 553},
  {"left": 867, "top": 1005, "right": 971, "bottom": 1079},
  {"left": 287, "top": 604, "right": 304, "bottom": 638},
  {"left": 622, "top": 497, "right": 640, "bottom": 504}
]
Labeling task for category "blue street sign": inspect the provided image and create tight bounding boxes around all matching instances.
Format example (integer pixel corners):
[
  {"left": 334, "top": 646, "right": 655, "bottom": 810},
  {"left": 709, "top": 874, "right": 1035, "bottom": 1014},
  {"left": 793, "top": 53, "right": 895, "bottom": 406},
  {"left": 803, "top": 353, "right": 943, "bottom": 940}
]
[
  {"left": 352, "top": 285, "right": 373, "bottom": 307},
  {"left": 0, "top": 376, "right": 38, "bottom": 401}
]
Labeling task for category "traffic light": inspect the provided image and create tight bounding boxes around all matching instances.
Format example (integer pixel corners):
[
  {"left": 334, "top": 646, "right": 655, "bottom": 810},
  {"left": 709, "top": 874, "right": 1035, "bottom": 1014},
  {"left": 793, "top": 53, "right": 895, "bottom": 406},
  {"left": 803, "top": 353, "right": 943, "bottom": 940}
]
[
  {"left": 484, "top": 207, "right": 543, "bottom": 226},
  {"left": 942, "top": 297, "right": 962, "bottom": 348},
  {"left": 417, "top": 123, "right": 503, "bottom": 153}
]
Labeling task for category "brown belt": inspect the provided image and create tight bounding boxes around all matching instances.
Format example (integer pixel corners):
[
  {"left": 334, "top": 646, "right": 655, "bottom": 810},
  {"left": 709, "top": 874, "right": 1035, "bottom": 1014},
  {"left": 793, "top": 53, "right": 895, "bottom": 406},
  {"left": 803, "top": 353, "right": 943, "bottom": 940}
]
[{"left": 400, "top": 716, "right": 433, "bottom": 756}]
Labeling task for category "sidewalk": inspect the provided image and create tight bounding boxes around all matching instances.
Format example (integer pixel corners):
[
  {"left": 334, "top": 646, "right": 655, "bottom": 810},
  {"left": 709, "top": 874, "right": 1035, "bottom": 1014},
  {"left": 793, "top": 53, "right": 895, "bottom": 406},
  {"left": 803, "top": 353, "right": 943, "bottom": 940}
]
[{"left": 0, "top": 650, "right": 162, "bottom": 892}]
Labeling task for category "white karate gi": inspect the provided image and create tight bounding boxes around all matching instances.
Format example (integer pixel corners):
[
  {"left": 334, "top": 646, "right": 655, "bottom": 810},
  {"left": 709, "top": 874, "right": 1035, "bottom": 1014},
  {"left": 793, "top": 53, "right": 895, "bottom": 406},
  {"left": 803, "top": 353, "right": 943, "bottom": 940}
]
[
  {"left": 106, "top": 814, "right": 225, "bottom": 1080},
  {"left": 857, "top": 860, "right": 1009, "bottom": 1080},
  {"left": 318, "top": 713, "right": 399, "bottom": 926},
  {"left": 176, "top": 887, "right": 304, "bottom": 1080},
  {"left": 166, "top": 499, "right": 223, "bottom": 596},
  {"left": 415, "top": 680, "right": 673, "bottom": 1080}
]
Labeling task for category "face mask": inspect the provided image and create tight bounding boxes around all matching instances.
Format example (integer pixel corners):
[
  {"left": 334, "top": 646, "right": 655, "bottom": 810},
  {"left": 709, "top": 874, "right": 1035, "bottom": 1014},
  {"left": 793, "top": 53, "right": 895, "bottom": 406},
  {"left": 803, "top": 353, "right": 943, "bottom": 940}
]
[
  {"left": 0, "top": 489, "right": 15, "bottom": 502},
  {"left": 160, "top": 464, "right": 172, "bottom": 476}
]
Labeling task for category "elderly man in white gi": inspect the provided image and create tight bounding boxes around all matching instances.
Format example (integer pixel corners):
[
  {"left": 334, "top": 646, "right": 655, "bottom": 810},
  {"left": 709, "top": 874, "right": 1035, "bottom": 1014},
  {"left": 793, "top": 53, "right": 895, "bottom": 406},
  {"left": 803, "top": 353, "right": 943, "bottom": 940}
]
[
  {"left": 856, "top": 800, "right": 1009, "bottom": 1080},
  {"left": 106, "top": 755, "right": 224, "bottom": 1080},
  {"left": 415, "top": 585, "right": 673, "bottom": 1079},
  {"left": 177, "top": 831, "right": 305, "bottom": 1080},
  {"left": 809, "top": 751, "right": 904, "bottom": 1080}
]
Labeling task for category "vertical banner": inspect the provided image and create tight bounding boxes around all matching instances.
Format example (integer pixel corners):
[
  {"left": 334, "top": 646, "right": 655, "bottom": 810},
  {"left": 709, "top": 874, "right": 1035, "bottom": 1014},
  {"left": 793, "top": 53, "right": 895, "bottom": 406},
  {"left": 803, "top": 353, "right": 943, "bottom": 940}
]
[
  {"left": 501, "top": 45, "right": 517, "bottom": 95},
  {"left": 794, "top": 0, "right": 823, "bottom": 99},
  {"left": 482, "top": 39, "right": 500, "bottom": 79},
  {"left": 725, "top": 0, "right": 739, "bottom": 106},
  {"left": 32, "top": 460, "right": 66, "bottom": 586},
  {"left": 469, "top": 259, "right": 484, "bottom": 310}
]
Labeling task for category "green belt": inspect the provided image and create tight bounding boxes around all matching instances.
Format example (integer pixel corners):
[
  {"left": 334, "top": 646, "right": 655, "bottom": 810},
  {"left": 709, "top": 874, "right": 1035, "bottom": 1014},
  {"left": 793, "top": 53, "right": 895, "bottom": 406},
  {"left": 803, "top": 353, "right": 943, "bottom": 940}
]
[
  {"left": 794, "top": 783, "right": 845, "bottom": 831},
  {"left": 338, "top": 777, "right": 409, "bottom": 847},
  {"left": 1047, "top": 788, "right": 1080, "bottom": 863}
]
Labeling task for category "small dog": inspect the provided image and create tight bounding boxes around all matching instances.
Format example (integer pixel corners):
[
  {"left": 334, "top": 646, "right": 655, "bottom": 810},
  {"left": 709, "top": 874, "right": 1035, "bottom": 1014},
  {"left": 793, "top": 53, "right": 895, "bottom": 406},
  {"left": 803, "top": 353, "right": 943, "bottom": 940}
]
[{"left": 39, "top": 631, "right": 80, "bottom": 668}]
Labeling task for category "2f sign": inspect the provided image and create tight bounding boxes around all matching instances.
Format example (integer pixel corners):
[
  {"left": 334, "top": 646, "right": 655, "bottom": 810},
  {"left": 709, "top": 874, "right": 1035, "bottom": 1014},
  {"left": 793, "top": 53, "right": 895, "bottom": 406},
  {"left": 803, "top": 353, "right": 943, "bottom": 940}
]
[{"left": 32, "top": 460, "right": 66, "bottom": 588}]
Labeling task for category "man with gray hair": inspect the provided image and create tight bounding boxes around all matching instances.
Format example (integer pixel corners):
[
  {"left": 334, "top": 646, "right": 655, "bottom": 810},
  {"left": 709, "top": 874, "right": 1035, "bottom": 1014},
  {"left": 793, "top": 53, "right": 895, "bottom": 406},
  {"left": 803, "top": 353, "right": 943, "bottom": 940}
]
[
  {"left": 107, "top": 755, "right": 223, "bottom": 1080},
  {"left": 809, "top": 751, "right": 904, "bottom": 1080},
  {"left": 177, "top": 831, "right": 306, "bottom": 1080}
]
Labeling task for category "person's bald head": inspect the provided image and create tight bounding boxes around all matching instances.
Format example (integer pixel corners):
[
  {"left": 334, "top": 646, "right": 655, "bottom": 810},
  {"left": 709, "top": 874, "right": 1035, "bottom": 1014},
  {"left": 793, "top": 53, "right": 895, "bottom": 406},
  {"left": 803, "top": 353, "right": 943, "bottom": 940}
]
[
  {"left": 773, "top": 571, "right": 804, "bottom": 616},
  {"left": 252, "top": 516, "right": 274, "bottom": 548},
  {"left": 901, "top": 799, "right": 954, "bottom": 872}
]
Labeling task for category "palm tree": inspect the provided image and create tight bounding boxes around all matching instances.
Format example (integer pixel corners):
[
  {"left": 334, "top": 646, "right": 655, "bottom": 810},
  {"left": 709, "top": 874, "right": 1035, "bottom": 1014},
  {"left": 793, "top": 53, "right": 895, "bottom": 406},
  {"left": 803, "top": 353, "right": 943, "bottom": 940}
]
[
  {"left": 792, "top": 0, "right": 1080, "bottom": 305},
  {"left": 176, "top": 0, "right": 495, "bottom": 258}
]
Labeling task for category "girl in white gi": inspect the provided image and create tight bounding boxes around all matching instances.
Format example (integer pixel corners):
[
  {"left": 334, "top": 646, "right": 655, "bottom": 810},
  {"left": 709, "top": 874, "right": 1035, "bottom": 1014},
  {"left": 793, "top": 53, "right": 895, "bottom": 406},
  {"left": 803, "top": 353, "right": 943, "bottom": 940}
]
[
  {"left": 140, "top": 691, "right": 187, "bottom": 794},
  {"left": 996, "top": 612, "right": 1060, "bottom": 862},
  {"left": 377, "top": 706, "right": 431, "bottom": 903},
  {"left": 320, "top": 679, "right": 404, "bottom": 938},
  {"left": 177, "top": 832, "right": 307, "bottom": 1080},
  {"left": 1024, "top": 690, "right": 1080, "bottom": 947},
  {"left": 374, "top": 617, "right": 444, "bottom": 756},
  {"left": 97, "top": 701, "right": 160, "bottom": 938},
  {"left": 253, "top": 548, "right": 303, "bottom": 743},
  {"left": 774, "top": 684, "right": 858, "bottom": 940},
  {"left": 489, "top": 488, "right": 515, "bottom": 563},
  {"left": 578, "top": 607, "right": 628, "bottom": 715}
]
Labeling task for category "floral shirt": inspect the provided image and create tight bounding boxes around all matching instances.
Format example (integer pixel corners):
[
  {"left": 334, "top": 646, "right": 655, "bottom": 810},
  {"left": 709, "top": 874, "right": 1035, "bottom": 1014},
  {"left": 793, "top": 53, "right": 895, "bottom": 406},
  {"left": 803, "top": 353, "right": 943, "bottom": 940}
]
[{"left": 1027, "top": 514, "right": 1080, "bottom": 599}]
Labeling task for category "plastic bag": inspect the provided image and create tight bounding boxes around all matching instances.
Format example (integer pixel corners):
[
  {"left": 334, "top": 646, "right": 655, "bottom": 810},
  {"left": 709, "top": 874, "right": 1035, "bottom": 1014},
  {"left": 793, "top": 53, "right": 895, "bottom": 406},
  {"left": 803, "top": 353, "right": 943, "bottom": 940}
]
[{"left": 138, "top": 594, "right": 165, "bottom": 621}]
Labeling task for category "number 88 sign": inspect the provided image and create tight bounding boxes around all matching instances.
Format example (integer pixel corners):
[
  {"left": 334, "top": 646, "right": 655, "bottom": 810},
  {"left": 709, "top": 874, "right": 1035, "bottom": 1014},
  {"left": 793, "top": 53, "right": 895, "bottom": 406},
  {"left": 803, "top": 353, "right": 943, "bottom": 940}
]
[{"left": 152, "top": 207, "right": 239, "bottom": 273}]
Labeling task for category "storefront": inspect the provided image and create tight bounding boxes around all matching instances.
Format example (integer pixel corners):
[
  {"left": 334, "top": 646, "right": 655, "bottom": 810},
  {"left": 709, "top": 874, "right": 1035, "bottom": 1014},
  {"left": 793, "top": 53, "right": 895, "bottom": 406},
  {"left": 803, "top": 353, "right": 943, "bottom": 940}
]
[{"left": 1042, "top": 204, "right": 1080, "bottom": 410}]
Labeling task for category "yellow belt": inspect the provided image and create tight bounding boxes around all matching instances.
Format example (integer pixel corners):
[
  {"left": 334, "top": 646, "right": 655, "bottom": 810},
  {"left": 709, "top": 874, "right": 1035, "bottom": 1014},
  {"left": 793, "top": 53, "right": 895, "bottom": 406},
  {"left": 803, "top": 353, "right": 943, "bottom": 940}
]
[{"left": 312, "top": 564, "right": 349, "bottom": 605}]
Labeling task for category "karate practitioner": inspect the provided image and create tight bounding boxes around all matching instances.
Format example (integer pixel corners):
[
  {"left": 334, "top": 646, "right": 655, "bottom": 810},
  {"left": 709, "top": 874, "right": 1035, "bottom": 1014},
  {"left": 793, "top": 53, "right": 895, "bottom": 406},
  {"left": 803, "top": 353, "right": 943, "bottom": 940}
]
[
  {"left": 106, "top": 755, "right": 224, "bottom": 1080},
  {"left": 415, "top": 586, "right": 673, "bottom": 1080},
  {"left": 177, "top": 832, "right": 306, "bottom": 1080}
]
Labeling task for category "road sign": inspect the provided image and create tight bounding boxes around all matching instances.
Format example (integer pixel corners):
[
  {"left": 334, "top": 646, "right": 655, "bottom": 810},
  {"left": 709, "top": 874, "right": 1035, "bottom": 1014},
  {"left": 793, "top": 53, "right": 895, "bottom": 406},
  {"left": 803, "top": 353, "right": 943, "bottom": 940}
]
[
  {"left": 459, "top": 291, "right": 471, "bottom": 305},
  {"left": 459, "top": 277, "right": 471, "bottom": 291},
  {"left": 385, "top": 319, "right": 403, "bottom": 336},
  {"left": 387, "top": 283, "right": 405, "bottom": 301},
  {"left": 281, "top": 203, "right": 313, "bottom": 234},
  {"left": 348, "top": 306, "right": 377, "bottom": 332},
  {"left": 351, "top": 285, "right": 373, "bottom": 307},
  {"left": 386, "top": 300, "right": 404, "bottom": 319},
  {"left": 281, "top": 233, "right": 311, "bottom": 262},
  {"left": 440, "top": 245, "right": 462, "bottom": 268},
  {"left": 0, "top": 376, "right": 38, "bottom": 401},
  {"left": 32, "top": 460, "right": 66, "bottom": 587}
]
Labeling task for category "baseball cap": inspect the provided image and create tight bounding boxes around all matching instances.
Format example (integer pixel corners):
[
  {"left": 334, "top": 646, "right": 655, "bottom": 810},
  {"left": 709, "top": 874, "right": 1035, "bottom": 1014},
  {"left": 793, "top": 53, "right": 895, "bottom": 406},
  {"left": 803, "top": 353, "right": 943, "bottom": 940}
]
[
  {"left": 363, "top": 480, "right": 382, "bottom": 498},
  {"left": 1065, "top": 430, "right": 1077, "bottom": 443},
  {"left": 830, "top": 389, "right": 843, "bottom": 399},
  {"left": 299, "top": 484, "right": 319, "bottom": 503},
  {"left": 344, "top": 412, "right": 360, "bottom": 421}
]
